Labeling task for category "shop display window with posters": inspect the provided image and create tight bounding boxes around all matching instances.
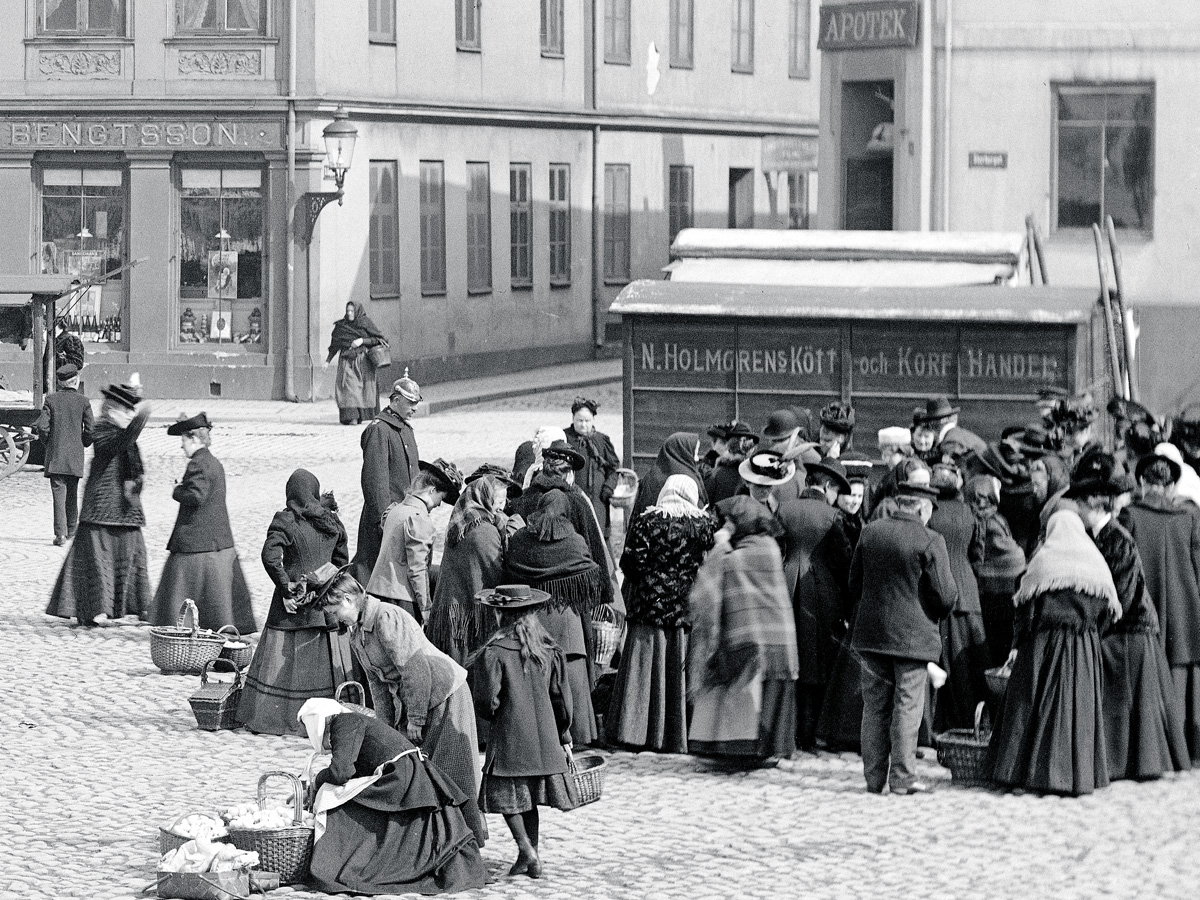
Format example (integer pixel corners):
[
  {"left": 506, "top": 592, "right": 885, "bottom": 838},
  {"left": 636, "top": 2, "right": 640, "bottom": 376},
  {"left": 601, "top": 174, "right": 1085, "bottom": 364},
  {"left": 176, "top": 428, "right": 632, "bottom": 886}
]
[
  {"left": 178, "top": 167, "right": 265, "bottom": 349},
  {"left": 40, "top": 167, "right": 127, "bottom": 348}
]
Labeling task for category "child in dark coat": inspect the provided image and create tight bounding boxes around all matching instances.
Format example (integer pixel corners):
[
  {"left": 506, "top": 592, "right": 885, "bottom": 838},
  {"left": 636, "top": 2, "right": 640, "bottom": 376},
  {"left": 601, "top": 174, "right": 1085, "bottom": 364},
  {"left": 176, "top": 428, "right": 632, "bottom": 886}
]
[{"left": 471, "top": 585, "right": 579, "bottom": 879}]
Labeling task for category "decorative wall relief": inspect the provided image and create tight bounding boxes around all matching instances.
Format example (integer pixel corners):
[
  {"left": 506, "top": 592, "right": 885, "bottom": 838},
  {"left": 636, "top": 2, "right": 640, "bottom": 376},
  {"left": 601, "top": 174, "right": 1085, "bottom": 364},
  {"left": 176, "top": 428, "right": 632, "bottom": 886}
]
[
  {"left": 178, "top": 51, "right": 262, "bottom": 77},
  {"left": 38, "top": 51, "right": 122, "bottom": 78}
]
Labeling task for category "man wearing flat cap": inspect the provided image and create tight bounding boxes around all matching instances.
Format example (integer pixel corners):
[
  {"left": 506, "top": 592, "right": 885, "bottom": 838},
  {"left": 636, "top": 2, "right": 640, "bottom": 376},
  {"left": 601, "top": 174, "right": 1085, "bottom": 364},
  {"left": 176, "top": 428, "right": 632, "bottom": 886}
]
[
  {"left": 850, "top": 480, "right": 958, "bottom": 794},
  {"left": 37, "top": 363, "right": 93, "bottom": 545},
  {"left": 352, "top": 368, "right": 422, "bottom": 582}
]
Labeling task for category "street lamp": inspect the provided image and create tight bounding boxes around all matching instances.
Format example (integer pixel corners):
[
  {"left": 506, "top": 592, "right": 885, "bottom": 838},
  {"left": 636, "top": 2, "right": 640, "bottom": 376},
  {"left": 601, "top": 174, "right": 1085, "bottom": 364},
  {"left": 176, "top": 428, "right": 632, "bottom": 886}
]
[{"left": 299, "top": 106, "right": 359, "bottom": 245}]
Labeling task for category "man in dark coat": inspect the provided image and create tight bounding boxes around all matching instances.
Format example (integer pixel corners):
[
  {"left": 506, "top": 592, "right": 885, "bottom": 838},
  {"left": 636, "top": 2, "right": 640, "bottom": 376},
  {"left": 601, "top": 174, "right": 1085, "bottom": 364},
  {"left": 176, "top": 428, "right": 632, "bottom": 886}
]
[
  {"left": 850, "top": 483, "right": 958, "bottom": 794},
  {"left": 37, "top": 364, "right": 93, "bottom": 545},
  {"left": 352, "top": 372, "right": 421, "bottom": 582}
]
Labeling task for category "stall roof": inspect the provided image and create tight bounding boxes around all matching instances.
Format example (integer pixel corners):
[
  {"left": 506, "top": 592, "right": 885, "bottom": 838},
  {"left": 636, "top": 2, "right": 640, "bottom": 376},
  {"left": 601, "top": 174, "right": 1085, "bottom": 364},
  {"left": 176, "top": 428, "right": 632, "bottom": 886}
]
[
  {"left": 664, "top": 257, "right": 1021, "bottom": 287},
  {"left": 0, "top": 274, "right": 76, "bottom": 305},
  {"left": 609, "top": 280, "right": 1099, "bottom": 324},
  {"left": 670, "top": 228, "right": 1028, "bottom": 264}
]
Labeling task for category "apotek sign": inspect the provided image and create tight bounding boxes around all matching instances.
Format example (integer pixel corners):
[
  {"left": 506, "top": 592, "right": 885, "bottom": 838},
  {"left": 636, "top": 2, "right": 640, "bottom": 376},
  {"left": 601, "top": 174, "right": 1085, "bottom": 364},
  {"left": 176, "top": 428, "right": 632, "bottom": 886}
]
[{"left": 817, "top": 1, "right": 920, "bottom": 51}]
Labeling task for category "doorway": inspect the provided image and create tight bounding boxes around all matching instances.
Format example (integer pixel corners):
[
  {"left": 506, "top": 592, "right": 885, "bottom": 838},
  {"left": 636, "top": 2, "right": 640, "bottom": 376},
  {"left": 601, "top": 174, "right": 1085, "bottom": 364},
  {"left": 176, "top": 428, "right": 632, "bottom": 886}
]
[
  {"left": 841, "top": 80, "right": 894, "bottom": 230},
  {"left": 728, "top": 168, "right": 755, "bottom": 228}
]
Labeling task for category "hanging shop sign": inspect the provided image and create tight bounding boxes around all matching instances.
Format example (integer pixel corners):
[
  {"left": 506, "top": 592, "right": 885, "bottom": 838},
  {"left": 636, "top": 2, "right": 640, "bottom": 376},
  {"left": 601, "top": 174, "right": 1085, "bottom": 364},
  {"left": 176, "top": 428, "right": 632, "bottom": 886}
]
[
  {"left": 817, "top": 1, "right": 920, "bottom": 51},
  {"left": 0, "top": 119, "right": 283, "bottom": 152},
  {"left": 761, "top": 135, "right": 820, "bottom": 173}
]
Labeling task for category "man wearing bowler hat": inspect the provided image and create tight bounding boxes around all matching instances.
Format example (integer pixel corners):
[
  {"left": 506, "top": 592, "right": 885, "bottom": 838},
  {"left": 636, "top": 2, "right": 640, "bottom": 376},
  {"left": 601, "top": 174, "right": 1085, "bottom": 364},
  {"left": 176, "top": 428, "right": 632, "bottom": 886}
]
[
  {"left": 915, "top": 397, "right": 986, "bottom": 463},
  {"left": 850, "top": 480, "right": 958, "bottom": 794},
  {"left": 37, "top": 363, "right": 93, "bottom": 545},
  {"left": 353, "top": 369, "right": 422, "bottom": 582}
]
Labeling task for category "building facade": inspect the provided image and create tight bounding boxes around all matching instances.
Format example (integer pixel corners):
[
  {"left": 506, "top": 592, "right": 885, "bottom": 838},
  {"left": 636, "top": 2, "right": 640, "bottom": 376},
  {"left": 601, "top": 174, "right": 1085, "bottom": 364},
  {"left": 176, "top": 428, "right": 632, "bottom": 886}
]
[{"left": 0, "top": 1, "right": 821, "bottom": 399}]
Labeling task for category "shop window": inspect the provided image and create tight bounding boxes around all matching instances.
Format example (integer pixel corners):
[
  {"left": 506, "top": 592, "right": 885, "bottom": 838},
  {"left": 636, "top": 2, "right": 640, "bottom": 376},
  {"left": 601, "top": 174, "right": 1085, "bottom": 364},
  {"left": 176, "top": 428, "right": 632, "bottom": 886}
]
[
  {"left": 668, "top": 164, "right": 692, "bottom": 247},
  {"left": 603, "top": 163, "right": 630, "bottom": 283},
  {"left": 788, "top": 172, "right": 809, "bottom": 229},
  {"left": 1055, "top": 85, "right": 1154, "bottom": 234},
  {"left": 729, "top": 167, "right": 754, "bottom": 228},
  {"left": 731, "top": 0, "right": 754, "bottom": 74},
  {"left": 541, "top": 0, "right": 563, "bottom": 57},
  {"left": 40, "top": 167, "right": 126, "bottom": 347},
  {"left": 176, "top": 0, "right": 266, "bottom": 35},
  {"left": 510, "top": 164, "right": 532, "bottom": 288},
  {"left": 549, "top": 163, "right": 571, "bottom": 285},
  {"left": 669, "top": 0, "right": 693, "bottom": 69},
  {"left": 369, "top": 161, "right": 399, "bottom": 298},
  {"left": 369, "top": 0, "right": 395, "bottom": 43},
  {"left": 456, "top": 0, "right": 480, "bottom": 51},
  {"left": 604, "top": 0, "right": 630, "bottom": 64},
  {"left": 466, "top": 162, "right": 492, "bottom": 293},
  {"left": 39, "top": 0, "right": 125, "bottom": 35},
  {"left": 419, "top": 161, "right": 446, "bottom": 295},
  {"left": 788, "top": 0, "right": 810, "bottom": 79},
  {"left": 178, "top": 168, "right": 265, "bottom": 348}
]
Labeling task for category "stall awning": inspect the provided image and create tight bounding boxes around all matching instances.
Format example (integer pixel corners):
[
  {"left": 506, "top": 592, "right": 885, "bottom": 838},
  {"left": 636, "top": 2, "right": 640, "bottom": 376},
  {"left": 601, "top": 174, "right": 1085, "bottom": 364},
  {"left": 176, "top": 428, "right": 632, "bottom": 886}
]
[
  {"left": 609, "top": 280, "right": 1099, "bottom": 324},
  {"left": 0, "top": 275, "right": 76, "bottom": 306},
  {"left": 664, "top": 257, "right": 1021, "bottom": 287}
]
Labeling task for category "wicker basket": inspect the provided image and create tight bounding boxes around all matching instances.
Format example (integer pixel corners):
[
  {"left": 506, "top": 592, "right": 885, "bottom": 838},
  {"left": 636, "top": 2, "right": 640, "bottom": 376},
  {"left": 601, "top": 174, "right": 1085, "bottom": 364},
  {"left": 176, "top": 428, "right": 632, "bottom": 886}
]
[
  {"left": 158, "top": 812, "right": 230, "bottom": 856},
  {"left": 566, "top": 748, "right": 607, "bottom": 806},
  {"left": 590, "top": 606, "right": 624, "bottom": 670},
  {"left": 150, "top": 599, "right": 226, "bottom": 675},
  {"left": 226, "top": 772, "right": 314, "bottom": 885},
  {"left": 984, "top": 665, "right": 1011, "bottom": 709},
  {"left": 334, "top": 681, "right": 375, "bottom": 718},
  {"left": 609, "top": 468, "right": 639, "bottom": 508},
  {"left": 188, "top": 658, "right": 244, "bottom": 731},
  {"left": 935, "top": 702, "right": 993, "bottom": 787},
  {"left": 217, "top": 626, "right": 255, "bottom": 670}
]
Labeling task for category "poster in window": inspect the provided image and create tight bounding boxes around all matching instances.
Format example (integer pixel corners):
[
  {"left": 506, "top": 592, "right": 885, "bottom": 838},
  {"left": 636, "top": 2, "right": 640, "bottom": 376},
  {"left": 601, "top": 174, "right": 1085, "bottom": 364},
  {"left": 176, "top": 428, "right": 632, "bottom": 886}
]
[
  {"left": 207, "top": 251, "right": 238, "bottom": 300},
  {"left": 67, "top": 250, "right": 104, "bottom": 280},
  {"left": 40, "top": 242, "right": 58, "bottom": 274}
]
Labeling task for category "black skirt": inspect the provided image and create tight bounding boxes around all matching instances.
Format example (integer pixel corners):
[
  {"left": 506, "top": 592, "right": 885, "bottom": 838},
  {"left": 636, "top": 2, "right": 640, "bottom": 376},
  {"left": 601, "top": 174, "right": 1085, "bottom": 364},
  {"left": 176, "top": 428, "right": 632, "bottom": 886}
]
[{"left": 46, "top": 523, "right": 151, "bottom": 625}]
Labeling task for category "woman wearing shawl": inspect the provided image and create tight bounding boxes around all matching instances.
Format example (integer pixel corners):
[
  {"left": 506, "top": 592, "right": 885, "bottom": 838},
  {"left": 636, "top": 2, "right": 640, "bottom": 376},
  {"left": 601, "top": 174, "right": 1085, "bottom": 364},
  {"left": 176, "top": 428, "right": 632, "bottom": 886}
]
[
  {"left": 608, "top": 475, "right": 716, "bottom": 753},
  {"left": 687, "top": 496, "right": 799, "bottom": 761},
  {"left": 564, "top": 397, "right": 620, "bottom": 531},
  {"left": 296, "top": 699, "right": 488, "bottom": 895},
  {"left": 966, "top": 474, "right": 1027, "bottom": 668},
  {"left": 630, "top": 432, "right": 708, "bottom": 524},
  {"left": 987, "top": 508, "right": 1122, "bottom": 796},
  {"left": 505, "top": 490, "right": 607, "bottom": 747},
  {"left": 324, "top": 301, "right": 388, "bottom": 426},
  {"left": 237, "top": 469, "right": 353, "bottom": 736}
]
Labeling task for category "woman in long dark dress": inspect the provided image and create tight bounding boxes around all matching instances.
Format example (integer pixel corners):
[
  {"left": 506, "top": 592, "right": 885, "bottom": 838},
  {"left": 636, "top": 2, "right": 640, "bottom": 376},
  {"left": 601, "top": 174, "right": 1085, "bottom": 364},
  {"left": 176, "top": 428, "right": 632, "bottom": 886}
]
[
  {"left": 630, "top": 432, "right": 708, "bottom": 524},
  {"left": 298, "top": 700, "right": 487, "bottom": 896},
  {"left": 608, "top": 475, "right": 716, "bottom": 753},
  {"left": 564, "top": 396, "right": 620, "bottom": 533},
  {"left": 988, "top": 508, "right": 1121, "bottom": 796},
  {"left": 237, "top": 469, "right": 353, "bottom": 736},
  {"left": 967, "top": 474, "right": 1027, "bottom": 669},
  {"left": 47, "top": 383, "right": 152, "bottom": 626},
  {"left": 324, "top": 302, "right": 387, "bottom": 426}
]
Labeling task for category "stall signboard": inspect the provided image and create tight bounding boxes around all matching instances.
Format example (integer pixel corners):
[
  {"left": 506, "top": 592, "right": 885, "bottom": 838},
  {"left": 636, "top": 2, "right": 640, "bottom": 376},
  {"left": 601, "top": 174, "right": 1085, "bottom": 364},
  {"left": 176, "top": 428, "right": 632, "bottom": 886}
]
[{"left": 817, "top": 1, "right": 920, "bottom": 51}]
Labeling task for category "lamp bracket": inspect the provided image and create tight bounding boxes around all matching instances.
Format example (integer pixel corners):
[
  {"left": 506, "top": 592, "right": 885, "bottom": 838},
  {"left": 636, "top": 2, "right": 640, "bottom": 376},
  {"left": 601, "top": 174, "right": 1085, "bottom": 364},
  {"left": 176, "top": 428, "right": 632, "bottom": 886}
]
[{"left": 298, "top": 191, "right": 344, "bottom": 246}]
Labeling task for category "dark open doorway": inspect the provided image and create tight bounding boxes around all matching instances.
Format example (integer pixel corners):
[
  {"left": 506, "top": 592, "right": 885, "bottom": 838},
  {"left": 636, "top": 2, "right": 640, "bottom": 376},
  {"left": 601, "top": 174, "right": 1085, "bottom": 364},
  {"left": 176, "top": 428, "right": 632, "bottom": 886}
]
[{"left": 841, "top": 80, "right": 895, "bottom": 230}]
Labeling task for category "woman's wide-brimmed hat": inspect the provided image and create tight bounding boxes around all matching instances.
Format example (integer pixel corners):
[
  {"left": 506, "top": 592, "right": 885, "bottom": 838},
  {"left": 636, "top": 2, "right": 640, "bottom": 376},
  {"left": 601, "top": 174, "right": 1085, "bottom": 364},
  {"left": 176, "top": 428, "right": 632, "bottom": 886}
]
[
  {"left": 543, "top": 439, "right": 585, "bottom": 471},
  {"left": 1065, "top": 448, "right": 1123, "bottom": 498},
  {"left": 819, "top": 401, "right": 856, "bottom": 435},
  {"left": 466, "top": 463, "right": 523, "bottom": 498},
  {"left": 1135, "top": 449, "right": 1182, "bottom": 485},
  {"left": 739, "top": 452, "right": 796, "bottom": 487},
  {"left": 100, "top": 383, "right": 141, "bottom": 410},
  {"left": 303, "top": 562, "right": 352, "bottom": 607},
  {"left": 166, "top": 411, "right": 212, "bottom": 436},
  {"left": 475, "top": 584, "right": 550, "bottom": 610},
  {"left": 419, "top": 458, "right": 465, "bottom": 503},
  {"left": 914, "top": 397, "right": 960, "bottom": 425},
  {"left": 807, "top": 457, "right": 851, "bottom": 494}
]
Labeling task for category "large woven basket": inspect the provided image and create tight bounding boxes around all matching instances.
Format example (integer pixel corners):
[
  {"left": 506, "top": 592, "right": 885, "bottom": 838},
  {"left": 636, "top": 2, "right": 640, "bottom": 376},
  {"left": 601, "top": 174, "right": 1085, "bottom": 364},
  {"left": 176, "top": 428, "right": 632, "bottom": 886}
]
[
  {"left": 217, "top": 626, "right": 255, "bottom": 670},
  {"left": 590, "top": 606, "right": 624, "bottom": 670},
  {"left": 935, "top": 702, "right": 993, "bottom": 787},
  {"left": 158, "top": 811, "right": 230, "bottom": 856},
  {"left": 334, "top": 681, "right": 375, "bottom": 718},
  {"left": 226, "top": 772, "right": 314, "bottom": 885},
  {"left": 188, "top": 658, "right": 243, "bottom": 731},
  {"left": 567, "top": 748, "right": 607, "bottom": 806},
  {"left": 150, "top": 599, "right": 225, "bottom": 675}
]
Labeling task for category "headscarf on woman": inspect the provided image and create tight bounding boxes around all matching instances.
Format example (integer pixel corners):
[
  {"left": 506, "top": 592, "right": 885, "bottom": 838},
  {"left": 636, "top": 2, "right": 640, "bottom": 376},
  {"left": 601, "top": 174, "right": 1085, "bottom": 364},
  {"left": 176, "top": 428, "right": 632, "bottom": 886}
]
[
  {"left": 1153, "top": 442, "right": 1200, "bottom": 508},
  {"left": 327, "top": 302, "right": 386, "bottom": 357},
  {"left": 285, "top": 469, "right": 341, "bottom": 535},
  {"left": 445, "top": 478, "right": 503, "bottom": 548},
  {"left": 652, "top": 474, "right": 707, "bottom": 518},
  {"left": 1015, "top": 509, "right": 1118, "bottom": 608},
  {"left": 631, "top": 432, "right": 707, "bottom": 522}
]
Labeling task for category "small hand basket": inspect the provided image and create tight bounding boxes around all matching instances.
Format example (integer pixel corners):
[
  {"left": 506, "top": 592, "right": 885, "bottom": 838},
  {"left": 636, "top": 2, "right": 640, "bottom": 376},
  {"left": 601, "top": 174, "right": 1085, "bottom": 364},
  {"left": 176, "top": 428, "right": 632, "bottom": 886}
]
[
  {"left": 610, "top": 468, "right": 639, "bottom": 508},
  {"left": 334, "top": 681, "right": 375, "bottom": 718},
  {"left": 935, "top": 702, "right": 994, "bottom": 787},
  {"left": 590, "top": 605, "right": 624, "bottom": 670},
  {"left": 150, "top": 599, "right": 226, "bottom": 675},
  {"left": 566, "top": 747, "right": 607, "bottom": 806},
  {"left": 226, "top": 772, "right": 314, "bottom": 885},
  {"left": 188, "top": 658, "right": 244, "bottom": 732},
  {"left": 218, "top": 626, "right": 254, "bottom": 670}
]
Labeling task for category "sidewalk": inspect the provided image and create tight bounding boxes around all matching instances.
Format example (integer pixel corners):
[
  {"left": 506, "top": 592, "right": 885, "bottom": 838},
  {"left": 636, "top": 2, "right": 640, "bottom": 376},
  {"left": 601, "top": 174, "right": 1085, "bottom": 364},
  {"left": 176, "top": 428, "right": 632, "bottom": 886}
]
[{"left": 124, "top": 357, "right": 621, "bottom": 425}]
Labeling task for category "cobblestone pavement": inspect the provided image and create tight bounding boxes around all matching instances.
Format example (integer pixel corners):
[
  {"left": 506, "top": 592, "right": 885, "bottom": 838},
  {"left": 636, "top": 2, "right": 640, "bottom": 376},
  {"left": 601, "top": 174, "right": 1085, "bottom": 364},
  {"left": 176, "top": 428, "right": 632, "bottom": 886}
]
[{"left": 2, "top": 392, "right": 1198, "bottom": 900}]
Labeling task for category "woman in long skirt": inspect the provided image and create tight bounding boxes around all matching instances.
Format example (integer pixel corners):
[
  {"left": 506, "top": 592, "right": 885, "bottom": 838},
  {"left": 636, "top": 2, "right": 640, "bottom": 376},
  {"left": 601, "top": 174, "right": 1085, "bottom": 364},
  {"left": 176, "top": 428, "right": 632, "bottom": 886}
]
[
  {"left": 324, "top": 302, "right": 387, "bottom": 426},
  {"left": 237, "top": 470, "right": 353, "bottom": 736},
  {"left": 608, "top": 475, "right": 715, "bottom": 753},
  {"left": 150, "top": 412, "right": 257, "bottom": 634},
  {"left": 47, "top": 383, "right": 152, "bottom": 626}
]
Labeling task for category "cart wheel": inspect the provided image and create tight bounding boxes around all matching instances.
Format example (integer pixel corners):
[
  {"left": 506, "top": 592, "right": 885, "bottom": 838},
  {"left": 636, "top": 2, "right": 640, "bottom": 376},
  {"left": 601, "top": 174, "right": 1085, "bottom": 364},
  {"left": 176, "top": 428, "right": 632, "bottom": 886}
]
[{"left": 0, "top": 427, "right": 20, "bottom": 479}]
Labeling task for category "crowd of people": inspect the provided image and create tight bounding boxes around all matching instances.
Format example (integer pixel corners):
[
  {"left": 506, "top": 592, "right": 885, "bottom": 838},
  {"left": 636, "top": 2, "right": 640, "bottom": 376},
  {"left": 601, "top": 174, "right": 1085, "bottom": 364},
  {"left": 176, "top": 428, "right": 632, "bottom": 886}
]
[{"left": 35, "top": 359, "right": 1200, "bottom": 890}]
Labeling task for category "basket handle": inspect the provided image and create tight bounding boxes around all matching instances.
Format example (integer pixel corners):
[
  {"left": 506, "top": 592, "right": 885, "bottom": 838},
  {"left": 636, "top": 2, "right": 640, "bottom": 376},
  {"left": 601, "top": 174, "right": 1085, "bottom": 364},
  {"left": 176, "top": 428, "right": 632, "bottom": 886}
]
[
  {"left": 973, "top": 701, "right": 987, "bottom": 741},
  {"left": 257, "top": 771, "right": 304, "bottom": 825},
  {"left": 564, "top": 744, "right": 577, "bottom": 775},
  {"left": 177, "top": 598, "right": 200, "bottom": 635},
  {"left": 217, "top": 625, "right": 242, "bottom": 641},
  {"left": 334, "top": 681, "right": 366, "bottom": 706},
  {"left": 202, "top": 657, "right": 243, "bottom": 687}
]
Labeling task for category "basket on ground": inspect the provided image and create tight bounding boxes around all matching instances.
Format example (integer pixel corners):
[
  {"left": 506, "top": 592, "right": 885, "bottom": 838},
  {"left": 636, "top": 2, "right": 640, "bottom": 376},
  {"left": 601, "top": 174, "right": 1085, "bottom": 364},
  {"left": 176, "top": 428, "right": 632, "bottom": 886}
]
[
  {"left": 334, "top": 681, "right": 375, "bottom": 718},
  {"left": 566, "top": 748, "right": 607, "bottom": 806},
  {"left": 150, "top": 599, "right": 226, "bottom": 675},
  {"left": 188, "top": 658, "right": 244, "bottom": 731},
  {"left": 158, "top": 812, "right": 230, "bottom": 856},
  {"left": 935, "top": 701, "right": 993, "bottom": 787},
  {"left": 590, "top": 606, "right": 624, "bottom": 670},
  {"left": 226, "top": 772, "right": 314, "bottom": 885},
  {"left": 217, "top": 625, "right": 254, "bottom": 670},
  {"left": 984, "top": 665, "right": 1011, "bottom": 708}
]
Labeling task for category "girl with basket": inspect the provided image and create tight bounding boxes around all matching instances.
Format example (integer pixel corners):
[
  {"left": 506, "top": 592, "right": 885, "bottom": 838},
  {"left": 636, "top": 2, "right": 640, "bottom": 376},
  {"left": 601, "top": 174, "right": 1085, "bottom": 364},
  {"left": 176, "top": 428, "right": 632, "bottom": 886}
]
[{"left": 470, "top": 585, "right": 580, "bottom": 879}]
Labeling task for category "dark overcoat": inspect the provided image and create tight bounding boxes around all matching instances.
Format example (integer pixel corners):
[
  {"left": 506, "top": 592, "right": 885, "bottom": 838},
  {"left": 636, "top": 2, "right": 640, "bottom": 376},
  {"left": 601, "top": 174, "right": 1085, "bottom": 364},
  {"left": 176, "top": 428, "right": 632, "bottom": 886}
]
[
  {"left": 564, "top": 425, "right": 620, "bottom": 525},
  {"left": 850, "top": 511, "right": 959, "bottom": 663},
  {"left": 80, "top": 407, "right": 149, "bottom": 528},
  {"left": 166, "top": 447, "right": 235, "bottom": 553},
  {"left": 927, "top": 497, "right": 982, "bottom": 615},
  {"left": 37, "top": 386, "right": 93, "bottom": 478},
  {"left": 353, "top": 408, "right": 419, "bottom": 579},
  {"left": 1126, "top": 496, "right": 1200, "bottom": 666}
]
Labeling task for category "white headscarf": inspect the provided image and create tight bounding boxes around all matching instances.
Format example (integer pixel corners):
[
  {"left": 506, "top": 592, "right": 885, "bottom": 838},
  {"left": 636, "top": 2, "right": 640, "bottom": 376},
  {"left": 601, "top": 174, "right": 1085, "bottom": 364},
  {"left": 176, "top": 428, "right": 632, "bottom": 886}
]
[
  {"left": 297, "top": 698, "right": 349, "bottom": 752},
  {"left": 1153, "top": 442, "right": 1200, "bottom": 508},
  {"left": 652, "top": 473, "right": 707, "bottom": 518}
]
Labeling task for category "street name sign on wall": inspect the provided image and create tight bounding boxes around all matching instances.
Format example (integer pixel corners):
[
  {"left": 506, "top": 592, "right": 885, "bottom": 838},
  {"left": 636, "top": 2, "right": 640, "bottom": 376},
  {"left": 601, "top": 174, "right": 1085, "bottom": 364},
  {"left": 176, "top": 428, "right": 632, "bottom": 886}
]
[
  {"left": 969, "top": 152, "right": 1008, "bottom": 169},
  {"left": 0, "top": 119, "right": 283, "bottom": 151},
  {"left": 817, "top": 1, "right": 920, "bottom": 51}
]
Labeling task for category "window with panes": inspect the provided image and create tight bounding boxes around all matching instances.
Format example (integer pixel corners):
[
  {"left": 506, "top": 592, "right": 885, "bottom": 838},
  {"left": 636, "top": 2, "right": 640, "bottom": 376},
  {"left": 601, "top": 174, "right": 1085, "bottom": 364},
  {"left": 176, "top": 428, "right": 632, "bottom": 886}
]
[
  {"left": 510, "top": 164, "right": 532, "bottom": 288},
  {"left": 788, "top": 0, "right": 810, "bottom": 79},
  {"left": 369, "top": 161, "right": 400, "bottom": 297},
  {"left": 456, "top": 0, "right": 480, "bottom": 50},
  {"left": 178, "top": 168, "right": 265, "bottom": 348},
  {"left": 541, "top": 0, "right": 563, "bottom": 57},
  {"left": 466, "top": 162, "right": 492, "bottom": 293},
  {"left": 176, "top": 0, "right": 266, "bottom": 34},
  {"left": 731, "top": 0, "right": 754, "bottom": 73},
  {"left": 670, "top": 0, "right": 693, "bottom": 69},
  {"left": 605, "top": 0, "right": 630, "bottom": 64},
  {"left": 668, "top": 165, "right": 693, "bottom": 247},
  {"left": 39, "top": 0, "right": 124, "bottom": 34},
  {"left": 419, "top": 162, "right": 446, "bottom": 295},
  {"left": 603, "top": 164, "right": 630, "bottom": 283},
  {"left": 549, "top": 164, "right": 571, "bottom": 285}
]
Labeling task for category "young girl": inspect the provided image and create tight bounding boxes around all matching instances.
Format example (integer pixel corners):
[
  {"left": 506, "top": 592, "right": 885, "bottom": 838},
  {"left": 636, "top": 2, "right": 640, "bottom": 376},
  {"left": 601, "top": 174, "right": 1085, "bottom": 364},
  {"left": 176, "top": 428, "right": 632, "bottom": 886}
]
[{"left": 470, "top": 585, "right": 579, "bottom": 879}]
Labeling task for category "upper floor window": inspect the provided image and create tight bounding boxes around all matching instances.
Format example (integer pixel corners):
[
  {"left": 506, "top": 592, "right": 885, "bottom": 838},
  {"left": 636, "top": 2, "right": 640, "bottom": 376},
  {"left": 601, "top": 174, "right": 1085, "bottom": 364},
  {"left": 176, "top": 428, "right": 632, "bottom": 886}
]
[
  {"left": 510, "top": 163, "right": 532, "bottom": 288},
  {"left": 669, "top": 0, "right": 693, "bottom": 69},
  {"left": 541, "top": 0, "right": 563, "bottom": 57},
  {"left": 456, "top": 0, "right": 480, "bottom": 51},
  {"left": 731, "top": 0, "right": 754, "bottom": 74},
  {"left": 369, "top": 0, "right": 396, "bottom": 44},
  {"left": 549, "top": 164, "right": 571, "bottom": 285},
  {"left": 788, "top": 0, "right": 810, "bottom": 79},
  {"left": 603, "top": 164, "right": 631, "bottom": 283},
  {"left": 1055, "top": 85, "right": 1154, "bottom": 234},
  {"left": 466, "top": 162, "right": 492, "bottom": 293},
  {"left": 177, "top": 0, "right": 266, "bottom": 35},
  {"left": 39, "top": 0, "right": 125, "bottom": 35},
  {"left": 605, "top": 0, "right": 630, "bottom": 65},
  {"left": 419, "top": 161, "right": 447, "bottom": 295},
  {"left": 369, "top": 161, "right": 400, "bottom": 298}
]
